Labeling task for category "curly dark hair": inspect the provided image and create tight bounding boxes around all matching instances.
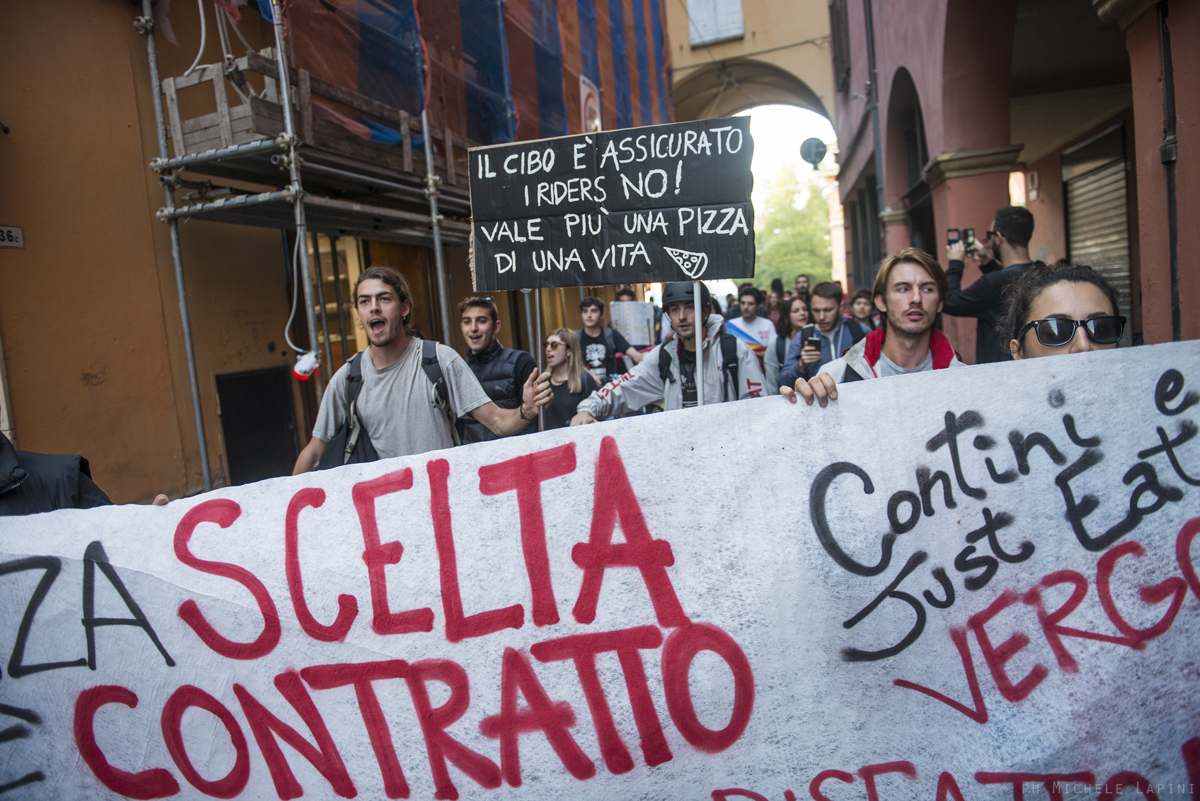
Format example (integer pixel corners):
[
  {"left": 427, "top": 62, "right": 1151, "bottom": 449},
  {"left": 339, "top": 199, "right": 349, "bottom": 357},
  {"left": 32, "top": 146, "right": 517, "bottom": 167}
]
[
  {"left": 776, "top": 295, "right": 810, "bottom": 339},
  {"left": 1001, "top": 263, "right": 1120, "bottom": 345}
]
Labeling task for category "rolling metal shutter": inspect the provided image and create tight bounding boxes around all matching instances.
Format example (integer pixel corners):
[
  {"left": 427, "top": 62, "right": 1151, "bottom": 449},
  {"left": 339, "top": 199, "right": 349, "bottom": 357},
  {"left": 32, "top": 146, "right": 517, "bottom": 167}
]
[{"left": 1065, "top": 159, "right": 1132, "bottom": 339}]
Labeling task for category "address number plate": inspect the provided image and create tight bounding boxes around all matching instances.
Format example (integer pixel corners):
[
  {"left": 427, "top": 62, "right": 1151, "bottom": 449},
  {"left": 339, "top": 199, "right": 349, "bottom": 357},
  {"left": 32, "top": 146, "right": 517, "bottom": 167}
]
[{"left": 0, "top": 226, "right": 24, "bottom": 248}]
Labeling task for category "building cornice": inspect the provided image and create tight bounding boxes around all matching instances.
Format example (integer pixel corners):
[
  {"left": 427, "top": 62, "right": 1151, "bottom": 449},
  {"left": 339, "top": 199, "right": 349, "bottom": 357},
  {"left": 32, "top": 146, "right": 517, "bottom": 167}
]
[
  {"left": 923, "top": 145, "right": 1024, "bottom": 189},
  {"left": 1093, "top": 0, "right": 1156, "bottom": 30}
]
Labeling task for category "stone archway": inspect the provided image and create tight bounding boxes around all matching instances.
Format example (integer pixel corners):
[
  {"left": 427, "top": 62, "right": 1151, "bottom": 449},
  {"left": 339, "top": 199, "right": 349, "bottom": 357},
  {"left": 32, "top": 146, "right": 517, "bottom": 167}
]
[
  {"left": 672, "top": 58, "right": 829, "bottom": 122},
  {"left": 883, "top": 67, "right": 935, "bottom": 254}
]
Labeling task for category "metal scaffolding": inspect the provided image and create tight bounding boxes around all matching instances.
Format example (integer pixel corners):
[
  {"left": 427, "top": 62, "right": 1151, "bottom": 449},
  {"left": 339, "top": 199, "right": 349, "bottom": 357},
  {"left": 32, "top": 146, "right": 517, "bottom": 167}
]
[{"left": 134, "top": 0, "right": 465, "bottom": 491}]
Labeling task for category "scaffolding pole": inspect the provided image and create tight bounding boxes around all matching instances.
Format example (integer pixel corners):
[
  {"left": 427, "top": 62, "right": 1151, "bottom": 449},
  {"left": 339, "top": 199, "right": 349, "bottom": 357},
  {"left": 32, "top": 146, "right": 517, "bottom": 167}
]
[
  {"left": 157, "top": 188, "right": 296, "bottom": 222},
  {"left": 270, "top": 0, "right": 324, "bottom": 395},
  {"left": 138, "top": 0, "right": 212, "bottom": 491},
  {"left": 421, "top": 109, "right": 453, "bottom": 341},
  {"left": 150, "top": 136, "right": 289, "bottom": 173}
]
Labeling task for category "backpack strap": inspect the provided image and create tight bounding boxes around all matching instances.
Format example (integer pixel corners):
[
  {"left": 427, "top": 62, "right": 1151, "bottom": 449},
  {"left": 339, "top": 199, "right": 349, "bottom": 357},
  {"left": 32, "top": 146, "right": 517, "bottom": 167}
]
[
  {"left": 775, "top": 333, "right": 787, "bottom": 366},
  {"left": 345, "top": 352, "right": 366, "bottom": 405},
  {"left": 603, "top": 326, "right": 624, "bottom": 374},
  {"left": 658, "top": 337, "right": 739, "bottom": 399},
  {"left": 420, "top": 340, "right": 458, "bottom": 443},
  {"left": 342, "top": 353, "right": 368, "bottom": 463},
  {"left": 719, "top": 333, "right": 740, "bottom": 401}
]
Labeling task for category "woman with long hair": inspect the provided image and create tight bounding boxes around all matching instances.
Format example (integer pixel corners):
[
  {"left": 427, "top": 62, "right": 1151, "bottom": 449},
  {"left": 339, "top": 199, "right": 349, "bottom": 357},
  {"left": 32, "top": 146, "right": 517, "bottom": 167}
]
[
  {"left": 766, "top": 290, "right": 782, "bottom": 324},
  {"left": 542, "top": 328, "right": 600, "bottom": 429},
  {"left": 764, "top": 295, "right": 810, "bottom": 394}
]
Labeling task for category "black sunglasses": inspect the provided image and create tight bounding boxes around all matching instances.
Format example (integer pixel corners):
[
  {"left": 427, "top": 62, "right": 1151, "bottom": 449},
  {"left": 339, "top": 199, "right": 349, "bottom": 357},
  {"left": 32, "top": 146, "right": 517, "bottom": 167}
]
[{"left": 1019, "top": 315, "right": 1126, "bottom": 348}]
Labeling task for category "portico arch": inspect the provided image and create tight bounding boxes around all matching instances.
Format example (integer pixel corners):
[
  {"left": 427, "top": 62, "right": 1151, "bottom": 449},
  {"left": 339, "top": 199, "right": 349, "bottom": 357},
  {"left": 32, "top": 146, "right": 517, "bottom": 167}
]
[
  {"left": 883, "top": 68, "right": 934, "bottom": 254},
  {"left": 672, "top": 59, "right": 829, "bottom": 122}
]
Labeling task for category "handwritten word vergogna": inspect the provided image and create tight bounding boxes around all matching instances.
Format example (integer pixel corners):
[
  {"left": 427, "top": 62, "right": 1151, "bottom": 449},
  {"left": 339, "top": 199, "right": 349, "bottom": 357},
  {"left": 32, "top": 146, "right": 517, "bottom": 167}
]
[{"left": 4, "top": 437, "right": 756, "bottom": 799}]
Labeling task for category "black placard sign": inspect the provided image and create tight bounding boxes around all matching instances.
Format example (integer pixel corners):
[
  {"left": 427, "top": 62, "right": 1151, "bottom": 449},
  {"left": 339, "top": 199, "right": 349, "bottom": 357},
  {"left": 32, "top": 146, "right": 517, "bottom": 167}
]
[{"left": 469, "top": 117, "right": 755, "bottom": 291}]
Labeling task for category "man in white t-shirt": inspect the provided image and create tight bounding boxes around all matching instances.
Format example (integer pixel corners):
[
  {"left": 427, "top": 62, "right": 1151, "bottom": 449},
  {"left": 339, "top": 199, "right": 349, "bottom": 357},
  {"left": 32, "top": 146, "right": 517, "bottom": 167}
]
[
  {"left": 782, "top": 247, "right": 962, "bottom": 408},
  {"left": 293, "top": 266, "right": 551, "bottom": 472},
  {"left": 723, "top": 283, "right": 776, "bottom": 370}
]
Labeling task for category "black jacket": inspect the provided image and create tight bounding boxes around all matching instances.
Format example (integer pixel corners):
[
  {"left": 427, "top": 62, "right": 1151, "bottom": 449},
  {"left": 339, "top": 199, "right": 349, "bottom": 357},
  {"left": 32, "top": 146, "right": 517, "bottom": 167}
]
[
  {"left": 0, "top": 433, "right": 111, "bottom": 516},
  {"left": 457, "top": 342, "right": 536, "bottom": 444},
  {"left": 943, "top": 259, "right": 1036, "bottom": 364}
]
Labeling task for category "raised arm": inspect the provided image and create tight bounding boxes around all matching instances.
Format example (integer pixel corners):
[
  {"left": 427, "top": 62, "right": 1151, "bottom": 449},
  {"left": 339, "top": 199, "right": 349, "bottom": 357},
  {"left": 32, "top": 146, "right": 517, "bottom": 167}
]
[{"left": 573, "top": 349, "right": 666, "bottom": 424}]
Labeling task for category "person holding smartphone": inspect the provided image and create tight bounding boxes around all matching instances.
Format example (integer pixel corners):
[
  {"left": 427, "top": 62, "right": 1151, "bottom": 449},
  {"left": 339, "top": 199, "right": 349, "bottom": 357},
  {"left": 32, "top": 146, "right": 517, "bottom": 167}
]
[
  {"left": 778, "top": 281, "right": 866, "bottom": 390},
  {"left": 944, "top": 206, "right": 1040, "bottom": 364}
]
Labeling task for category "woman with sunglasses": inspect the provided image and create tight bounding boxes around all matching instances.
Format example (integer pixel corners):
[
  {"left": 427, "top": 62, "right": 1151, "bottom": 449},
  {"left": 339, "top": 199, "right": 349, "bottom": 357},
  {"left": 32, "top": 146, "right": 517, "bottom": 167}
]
[
  {"left": 1004, "top": 263, "right": 1125, "bottom": 359},
  {"left": 542, "top": 329, "right": 600, "bottom": 430}
]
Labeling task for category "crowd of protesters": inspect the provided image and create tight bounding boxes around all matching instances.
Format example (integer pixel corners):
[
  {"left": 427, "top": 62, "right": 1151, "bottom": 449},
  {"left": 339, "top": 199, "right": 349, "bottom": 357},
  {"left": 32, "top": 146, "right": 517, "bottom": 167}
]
[{"left": 0, "top": 205, "right": 1130, "bottom": 513}]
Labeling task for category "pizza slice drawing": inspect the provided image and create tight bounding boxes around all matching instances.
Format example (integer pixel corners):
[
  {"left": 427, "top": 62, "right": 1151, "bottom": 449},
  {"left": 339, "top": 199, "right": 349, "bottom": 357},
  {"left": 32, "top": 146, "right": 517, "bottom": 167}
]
[{"left": 663, "top": 246, "right": 709, "bottom": 279}]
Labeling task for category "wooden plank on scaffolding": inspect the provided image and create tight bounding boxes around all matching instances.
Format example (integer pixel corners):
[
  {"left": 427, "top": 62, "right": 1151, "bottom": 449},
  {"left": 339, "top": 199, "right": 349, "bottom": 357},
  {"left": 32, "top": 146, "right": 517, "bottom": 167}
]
[
  {"left": 213, "top": 71, "right": 234, "bottom": 147},
  {"left": 298, "top": 68, "right": 315, "bottom": 144},
  {"left": 162, "top": 77, "right": 186, "bottom": 157},
  {"left": 182, "top": 104, "right": 252, "bottom": 135},
  {"left": 444, "top": 125, "right": 456, "bottom": 185},
  {"left": 400, "top": 110, "right": 413, "bottom": 173},
  {"left": 172, "top": 63, "right": 223, "bottom": 90},
  {"left": 247, "top": 51, "right": 406, "bottom": 128}
]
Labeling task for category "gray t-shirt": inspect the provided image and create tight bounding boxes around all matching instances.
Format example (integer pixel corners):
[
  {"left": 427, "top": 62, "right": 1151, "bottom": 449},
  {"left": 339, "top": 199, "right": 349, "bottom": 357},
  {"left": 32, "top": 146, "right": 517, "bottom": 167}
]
[
  {"left": 877, "top": 350, "right": 932, "bottom": 377},
  {"left": 313, "top": 339, "right": 490, "bottom": 458}
]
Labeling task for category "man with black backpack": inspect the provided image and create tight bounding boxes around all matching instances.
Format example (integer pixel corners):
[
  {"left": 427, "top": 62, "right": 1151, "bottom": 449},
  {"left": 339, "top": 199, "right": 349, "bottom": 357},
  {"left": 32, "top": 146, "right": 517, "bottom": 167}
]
[
  {"left": 578, "top": 295, "right": 644, "bottom": 386},
  {"left": 570, "top": 281, "right": 764, "bottom": 424},
  {"left": 292, "top": 266, "right": 551, "bottom": 473}
]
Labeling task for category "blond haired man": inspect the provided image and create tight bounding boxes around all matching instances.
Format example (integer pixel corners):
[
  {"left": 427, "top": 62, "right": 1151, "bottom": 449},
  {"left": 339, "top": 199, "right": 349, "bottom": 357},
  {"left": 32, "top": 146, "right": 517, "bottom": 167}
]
[{"left": 783, "top": 248, "right": 963, "bottom": 407}]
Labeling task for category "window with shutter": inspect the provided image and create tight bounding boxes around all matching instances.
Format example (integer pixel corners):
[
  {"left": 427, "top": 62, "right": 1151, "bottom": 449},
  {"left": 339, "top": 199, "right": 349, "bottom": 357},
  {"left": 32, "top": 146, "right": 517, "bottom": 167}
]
[{"left": 687, "top": 0, "right": 744, "bottom": 47}]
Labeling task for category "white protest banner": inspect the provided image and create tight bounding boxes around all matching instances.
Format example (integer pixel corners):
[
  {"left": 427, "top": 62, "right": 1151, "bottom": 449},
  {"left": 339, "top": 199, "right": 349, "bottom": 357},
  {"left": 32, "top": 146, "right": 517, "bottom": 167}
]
[{"left": 1, "top": 343, "right": 1198, "bottom": 801}]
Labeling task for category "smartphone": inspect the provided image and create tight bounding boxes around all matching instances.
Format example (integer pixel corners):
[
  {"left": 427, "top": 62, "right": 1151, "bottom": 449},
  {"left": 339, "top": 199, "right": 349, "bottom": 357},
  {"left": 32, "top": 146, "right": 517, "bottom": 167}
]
[
  {"left": 963, "top": 228, "right": 977, "bottom": 251},
  {"left": 946, "top": 227, "right": 961, "bottom": 246},
  {"left": 802, "top": 324, "right": 818, "bottom": 346}
]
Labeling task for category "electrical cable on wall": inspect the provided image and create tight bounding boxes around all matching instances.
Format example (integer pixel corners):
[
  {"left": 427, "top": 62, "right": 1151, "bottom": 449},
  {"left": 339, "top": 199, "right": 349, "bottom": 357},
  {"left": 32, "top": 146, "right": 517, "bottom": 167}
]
[
  {"left": 222, "top": 3, "right": 257, "bottom": 53},
  {"left": 284, "top": 234, "right": 320, "bottom": 380},
  {"left": 183, "top": 0, "right": 209, "bottom": 76}
]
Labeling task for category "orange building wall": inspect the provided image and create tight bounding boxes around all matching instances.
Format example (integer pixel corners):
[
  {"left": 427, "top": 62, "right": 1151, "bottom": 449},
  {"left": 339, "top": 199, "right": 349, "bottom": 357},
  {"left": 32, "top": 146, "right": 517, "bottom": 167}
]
[{"left": 0, "top": 4, "right": 302, "bottom": 501}]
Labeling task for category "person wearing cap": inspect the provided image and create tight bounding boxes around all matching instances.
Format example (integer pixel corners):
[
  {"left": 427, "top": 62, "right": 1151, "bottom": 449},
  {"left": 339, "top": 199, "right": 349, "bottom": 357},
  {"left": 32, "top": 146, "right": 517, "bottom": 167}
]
[{"left": 571, "top": 281, "right": 765, "bottom": 424}]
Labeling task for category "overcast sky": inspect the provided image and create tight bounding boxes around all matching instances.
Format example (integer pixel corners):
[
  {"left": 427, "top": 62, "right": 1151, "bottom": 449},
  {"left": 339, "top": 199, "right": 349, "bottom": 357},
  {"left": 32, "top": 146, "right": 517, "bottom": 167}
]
[{"left": 742, "top": 104, "right": 837, "bottom": 206}]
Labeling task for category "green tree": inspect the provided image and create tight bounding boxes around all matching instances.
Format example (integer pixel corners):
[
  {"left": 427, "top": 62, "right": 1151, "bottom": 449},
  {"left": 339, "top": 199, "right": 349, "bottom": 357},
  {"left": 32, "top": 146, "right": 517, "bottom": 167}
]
[{"left": 747, "top": 169, "right": 832, "bottom": 291}]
